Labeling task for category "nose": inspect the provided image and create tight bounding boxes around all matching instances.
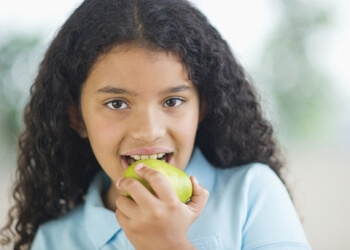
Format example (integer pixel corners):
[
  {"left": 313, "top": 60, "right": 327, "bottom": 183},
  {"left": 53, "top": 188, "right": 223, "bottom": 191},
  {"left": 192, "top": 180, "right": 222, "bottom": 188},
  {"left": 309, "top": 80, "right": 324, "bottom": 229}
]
[{"left": 130, "top": 107, "right": 166, "bottom": 143}]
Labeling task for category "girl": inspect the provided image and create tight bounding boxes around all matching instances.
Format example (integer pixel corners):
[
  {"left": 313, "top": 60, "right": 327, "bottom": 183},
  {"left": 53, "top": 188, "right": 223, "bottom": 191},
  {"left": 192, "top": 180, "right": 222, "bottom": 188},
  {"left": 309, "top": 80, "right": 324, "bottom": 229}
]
[{"left": 1, "top": 0, "right": 311, "bottom": 249}]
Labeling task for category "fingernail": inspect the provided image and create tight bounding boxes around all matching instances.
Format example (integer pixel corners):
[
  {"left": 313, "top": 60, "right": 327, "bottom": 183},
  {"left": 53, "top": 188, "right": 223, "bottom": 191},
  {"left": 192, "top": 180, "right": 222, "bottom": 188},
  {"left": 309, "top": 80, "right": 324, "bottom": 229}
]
[
  {"left": 134, "top": 163, "right": 144, "bottom": 172},
  {"left": 192, "top": 176, "right": 199, "bottom": 184}
]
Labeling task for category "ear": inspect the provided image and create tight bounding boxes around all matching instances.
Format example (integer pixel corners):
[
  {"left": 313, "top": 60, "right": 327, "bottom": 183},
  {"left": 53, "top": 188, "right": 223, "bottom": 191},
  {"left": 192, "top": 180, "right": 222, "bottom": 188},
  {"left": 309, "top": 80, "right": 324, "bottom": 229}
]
[{"left": 68, "top": 102, "right": 88, "bottom": 138}]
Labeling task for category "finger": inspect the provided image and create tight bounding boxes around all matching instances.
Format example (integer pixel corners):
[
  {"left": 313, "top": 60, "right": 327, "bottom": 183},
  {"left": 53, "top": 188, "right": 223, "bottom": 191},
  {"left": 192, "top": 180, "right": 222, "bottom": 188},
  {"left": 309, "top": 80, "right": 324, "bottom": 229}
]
[
  {"left": 117, "top": 174, "right": 158, "bottom": 207},
  {"left": 115, "top": 194, "right": 138, "bottom": 218},
  {"left": 134, "top": 163, "right": 178, "bottom": 203},
  {"left": 115, "top": 206, "right": 130, "bottom": 227},
  {"left": 186, "top": 176, "right": 209, "bottom": 215}
]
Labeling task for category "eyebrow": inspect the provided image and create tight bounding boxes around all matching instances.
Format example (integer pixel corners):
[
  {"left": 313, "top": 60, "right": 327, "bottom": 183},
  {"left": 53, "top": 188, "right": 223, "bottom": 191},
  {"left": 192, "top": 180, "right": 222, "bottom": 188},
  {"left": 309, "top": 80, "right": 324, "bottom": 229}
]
[
  {"left": 97, "top": 86, "right": 136, "bottom": 95},
  {"left": 97, "top": 84, "right": 191, "bottom": 95},
  {"left": 159, "top": 85, "right": 191, "bottom": 95}
]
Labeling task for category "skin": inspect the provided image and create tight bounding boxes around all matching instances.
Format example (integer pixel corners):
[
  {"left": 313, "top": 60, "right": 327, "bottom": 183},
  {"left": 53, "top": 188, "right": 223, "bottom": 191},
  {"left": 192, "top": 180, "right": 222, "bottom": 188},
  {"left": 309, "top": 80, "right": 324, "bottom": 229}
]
[{"left": 70, "top": 45, "right": 209, "bottom": 249}]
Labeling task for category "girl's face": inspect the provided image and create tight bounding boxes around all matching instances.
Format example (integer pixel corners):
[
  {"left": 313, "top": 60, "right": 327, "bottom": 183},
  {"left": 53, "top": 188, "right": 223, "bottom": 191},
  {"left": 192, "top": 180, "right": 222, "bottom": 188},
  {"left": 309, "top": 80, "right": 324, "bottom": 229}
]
[{"left": 78, "top": 45, "right": 201, "bottom": 198}]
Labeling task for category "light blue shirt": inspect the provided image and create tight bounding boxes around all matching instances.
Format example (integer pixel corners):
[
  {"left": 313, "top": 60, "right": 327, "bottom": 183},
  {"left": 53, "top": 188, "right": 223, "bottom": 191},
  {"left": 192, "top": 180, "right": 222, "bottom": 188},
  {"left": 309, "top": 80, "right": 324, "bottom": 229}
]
[{"left": 32, "top": 148, "right": 311, "bottom": 249}]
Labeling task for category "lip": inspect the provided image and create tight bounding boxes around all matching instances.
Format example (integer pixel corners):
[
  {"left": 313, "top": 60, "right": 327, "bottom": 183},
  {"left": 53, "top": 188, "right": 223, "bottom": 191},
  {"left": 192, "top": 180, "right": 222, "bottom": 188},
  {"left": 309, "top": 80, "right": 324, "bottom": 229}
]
[
  {"left": 122, "top": 146, "right": 173, "bottom": 156},
  {"left": 121, "top": 146, "right": 174, "bottom": 169}
]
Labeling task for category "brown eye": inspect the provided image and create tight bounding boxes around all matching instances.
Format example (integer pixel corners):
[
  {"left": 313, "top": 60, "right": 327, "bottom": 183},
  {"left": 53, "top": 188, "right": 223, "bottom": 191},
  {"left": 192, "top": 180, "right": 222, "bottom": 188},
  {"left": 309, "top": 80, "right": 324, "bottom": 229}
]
[
  {"left": 164, "top": 97, "right": 184, "bottom": 108},
  {"left": 106, "top": 100, "right": 128, "bottom": 110}
]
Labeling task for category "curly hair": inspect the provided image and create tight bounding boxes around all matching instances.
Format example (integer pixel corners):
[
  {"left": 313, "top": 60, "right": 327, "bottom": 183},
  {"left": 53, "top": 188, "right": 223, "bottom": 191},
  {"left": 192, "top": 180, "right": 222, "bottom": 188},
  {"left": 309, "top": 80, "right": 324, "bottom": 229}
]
[{"left": 1, "top": 0, "right": 284, "bottom": 249}]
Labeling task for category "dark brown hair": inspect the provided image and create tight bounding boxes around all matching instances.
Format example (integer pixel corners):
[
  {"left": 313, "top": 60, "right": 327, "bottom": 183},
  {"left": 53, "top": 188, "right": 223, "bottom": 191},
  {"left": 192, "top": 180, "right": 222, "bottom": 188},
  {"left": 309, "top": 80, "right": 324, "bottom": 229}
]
[{"left": 1, "top": 0, "right": 284, "bottom": 249}]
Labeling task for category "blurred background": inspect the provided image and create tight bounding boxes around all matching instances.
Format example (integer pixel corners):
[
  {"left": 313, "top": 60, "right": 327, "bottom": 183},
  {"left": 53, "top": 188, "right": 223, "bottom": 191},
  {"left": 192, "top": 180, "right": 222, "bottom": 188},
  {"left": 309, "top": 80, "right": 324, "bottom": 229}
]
[{"left": 0, "top": 0, "right": 349, "bottom": 248}]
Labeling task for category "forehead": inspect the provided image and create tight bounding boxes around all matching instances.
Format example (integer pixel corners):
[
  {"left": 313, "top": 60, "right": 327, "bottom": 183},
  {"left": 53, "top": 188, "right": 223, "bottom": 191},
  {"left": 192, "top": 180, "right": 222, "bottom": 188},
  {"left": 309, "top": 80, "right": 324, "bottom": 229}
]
[
  {"left": 84, "top": 44, "right": 192, "bottom": 90},
  {"left": 94, "top": 44, "right": 183, "bottom": 68}
]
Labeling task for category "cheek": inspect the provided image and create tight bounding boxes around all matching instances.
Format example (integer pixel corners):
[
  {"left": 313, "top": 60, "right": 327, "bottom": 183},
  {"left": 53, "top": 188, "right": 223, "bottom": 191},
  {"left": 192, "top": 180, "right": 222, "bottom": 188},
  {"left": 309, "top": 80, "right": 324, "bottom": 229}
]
[
  {"left": 174, "top": 108, "right": 199, "bottom": 149},
  {"left": 181, "top": 104, "right": 200, "bottom": 137},
  {"left": 85, "top": 119, "right": 125, "bottom": 179},
  {"left": 173, "top": 117, "right": 198, "bottom": 171},
  {"left": 89, "top": 119, "right": 113, "bottom": 140},
  {"left": 85, "top": 118, "right": 123, "bottom": 156},
  {"left": 180, "top": 117, "right": 198, "bottom": 139}
]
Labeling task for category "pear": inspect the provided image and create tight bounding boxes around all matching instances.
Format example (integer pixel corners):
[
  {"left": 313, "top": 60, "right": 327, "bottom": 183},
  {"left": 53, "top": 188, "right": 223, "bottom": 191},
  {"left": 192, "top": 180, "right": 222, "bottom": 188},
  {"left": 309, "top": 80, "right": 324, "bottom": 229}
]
[{"left": 123, "top": 159, "right": 193, "bottom": 203}]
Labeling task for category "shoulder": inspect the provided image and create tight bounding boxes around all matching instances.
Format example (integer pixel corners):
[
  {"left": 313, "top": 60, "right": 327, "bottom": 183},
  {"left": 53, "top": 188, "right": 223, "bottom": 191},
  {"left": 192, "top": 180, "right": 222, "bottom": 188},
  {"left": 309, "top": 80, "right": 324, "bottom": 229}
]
[
  {"left": 31, "top": 171, "right": 114, "bottom": 250},
  {"left": 189, "top": 150, "right": 310, "bottom": 248},
  {"left": 210, "top": 162, "right": 289, "bottom": 212},
  {"left": 42, "top": 204, "right": 85, "bottom": 229},
  {"left": 218, "top": 161, "right": 278, "bottom": 179},
  {"left": 212, "top": 163, "right": 311, "bottom": 249},
  {"left": 213, "top": 163, "right": 293, "bottom": 221},
  {"left": 188, "top": 148, "right": 286, "bottom": 200},
  {"left": 187, "top": 149, "right": 280, "bottom": 195},
  {"left": 214, "top": 162, "right": 283, "bottom": 194},
  {"left": 31, "top": 204, "right": 93, "bottom": 250}
]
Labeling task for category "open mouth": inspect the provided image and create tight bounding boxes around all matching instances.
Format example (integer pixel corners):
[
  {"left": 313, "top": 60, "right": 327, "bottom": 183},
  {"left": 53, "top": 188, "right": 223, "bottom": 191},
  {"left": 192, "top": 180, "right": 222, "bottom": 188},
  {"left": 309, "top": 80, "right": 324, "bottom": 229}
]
[{"left": 124, "top": 153, "right": 170, "bottom": 166}]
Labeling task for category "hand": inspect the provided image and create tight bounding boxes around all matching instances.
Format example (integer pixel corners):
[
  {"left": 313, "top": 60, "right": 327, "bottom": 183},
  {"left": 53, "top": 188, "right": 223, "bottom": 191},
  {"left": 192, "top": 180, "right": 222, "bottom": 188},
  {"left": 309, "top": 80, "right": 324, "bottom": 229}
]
[{"left": 115, "top": 164, "right": 209, "bottom": 250}]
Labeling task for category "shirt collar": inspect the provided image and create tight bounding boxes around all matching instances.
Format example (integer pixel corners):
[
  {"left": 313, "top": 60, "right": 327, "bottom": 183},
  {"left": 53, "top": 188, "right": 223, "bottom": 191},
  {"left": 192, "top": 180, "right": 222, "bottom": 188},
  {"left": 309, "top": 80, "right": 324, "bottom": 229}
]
[
  {"left": 83, "top": 172, "right": 121, "bottom": 249},
  {"left": 82, "top": 147, "right": 215, "bottom": 248}
]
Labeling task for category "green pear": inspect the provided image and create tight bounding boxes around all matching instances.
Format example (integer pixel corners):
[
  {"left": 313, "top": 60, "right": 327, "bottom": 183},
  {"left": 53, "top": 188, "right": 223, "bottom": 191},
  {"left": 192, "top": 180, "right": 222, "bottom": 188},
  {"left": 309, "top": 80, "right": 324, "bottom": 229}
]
[{"left": 123, "top": 159, "right": 193, "bottom": 203}]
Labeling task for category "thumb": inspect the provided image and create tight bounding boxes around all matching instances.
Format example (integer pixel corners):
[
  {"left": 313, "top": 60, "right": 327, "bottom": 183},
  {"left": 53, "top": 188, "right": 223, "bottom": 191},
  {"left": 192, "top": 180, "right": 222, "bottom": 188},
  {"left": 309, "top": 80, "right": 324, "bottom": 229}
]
[{"left": 186, "top": 176, "right": 209, "bottom": 215}]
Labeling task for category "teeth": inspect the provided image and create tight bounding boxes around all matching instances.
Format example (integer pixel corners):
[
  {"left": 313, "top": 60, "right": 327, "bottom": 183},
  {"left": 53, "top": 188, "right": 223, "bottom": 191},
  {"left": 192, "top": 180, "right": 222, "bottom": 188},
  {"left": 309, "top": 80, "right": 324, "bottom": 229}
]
[
  {"left": 150, "top": 154, "right": 158, "bottom": 160},
  {"left": 132, "top": 155, "right": 141, "bottom": 160},
  {"left": 130, "top": 153, "right": 166, "bottom": 161},
  {"left": 141, "top": 155, "right": 148, "bottom": 160}
]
